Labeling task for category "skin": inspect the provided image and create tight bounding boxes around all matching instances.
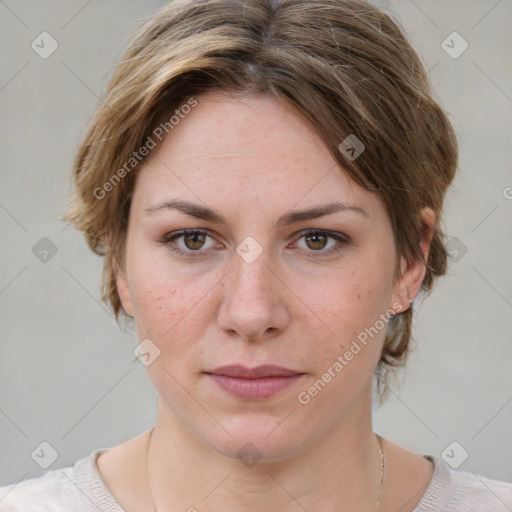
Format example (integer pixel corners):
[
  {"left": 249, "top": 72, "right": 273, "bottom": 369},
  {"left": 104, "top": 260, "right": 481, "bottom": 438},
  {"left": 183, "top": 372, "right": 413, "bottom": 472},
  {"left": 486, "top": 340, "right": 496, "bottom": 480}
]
[{"left": 98, "top": 90, "right": 435, "bottom": 511}]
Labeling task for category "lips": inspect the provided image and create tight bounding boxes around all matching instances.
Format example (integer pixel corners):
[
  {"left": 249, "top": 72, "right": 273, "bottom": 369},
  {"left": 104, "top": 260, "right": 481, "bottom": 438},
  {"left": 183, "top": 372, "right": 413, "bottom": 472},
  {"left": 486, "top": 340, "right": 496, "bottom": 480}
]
[
  {"left": 204, "top": 365, "right": 305, "bottom": 400},
  {"left": 206, "top": 365, "right": 302, "bottom": 378}
]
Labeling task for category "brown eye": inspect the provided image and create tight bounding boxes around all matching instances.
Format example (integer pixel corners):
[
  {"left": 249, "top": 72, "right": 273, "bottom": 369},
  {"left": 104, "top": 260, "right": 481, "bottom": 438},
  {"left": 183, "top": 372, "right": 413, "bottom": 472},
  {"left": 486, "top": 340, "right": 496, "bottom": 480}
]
[
  {"left": 160, "top": 229, "right": 218, "bottom": 259},
  {"left": 182, "top": 231, "right": 207, "bottom": 250},
  {"left": 304, "top": 232, "right": 328, "bottom": 251},
  {"left": 293, "top": 229, "right": 349, "bottom": 258}
]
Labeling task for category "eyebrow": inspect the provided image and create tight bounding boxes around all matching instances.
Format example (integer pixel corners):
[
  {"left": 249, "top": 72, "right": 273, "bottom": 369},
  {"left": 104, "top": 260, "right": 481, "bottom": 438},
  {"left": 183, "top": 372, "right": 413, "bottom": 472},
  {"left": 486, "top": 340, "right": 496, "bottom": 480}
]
[{"left": 144, "top": 199, "right": 368, "bottom": 226}]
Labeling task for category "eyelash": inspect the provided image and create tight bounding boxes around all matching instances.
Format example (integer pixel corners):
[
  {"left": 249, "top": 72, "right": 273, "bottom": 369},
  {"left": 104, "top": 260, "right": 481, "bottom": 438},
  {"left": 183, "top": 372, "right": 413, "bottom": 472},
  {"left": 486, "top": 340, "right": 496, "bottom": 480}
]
[{"left": 159, "top": 229, "right": 350, "bottom": 259}]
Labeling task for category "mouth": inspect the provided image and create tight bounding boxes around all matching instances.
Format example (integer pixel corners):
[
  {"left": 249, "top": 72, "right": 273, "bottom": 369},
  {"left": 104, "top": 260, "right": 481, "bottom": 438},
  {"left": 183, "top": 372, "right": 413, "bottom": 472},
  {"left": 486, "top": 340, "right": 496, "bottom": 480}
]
[{"left": 204, "top": 365, "right": 305, "bottom": 401}]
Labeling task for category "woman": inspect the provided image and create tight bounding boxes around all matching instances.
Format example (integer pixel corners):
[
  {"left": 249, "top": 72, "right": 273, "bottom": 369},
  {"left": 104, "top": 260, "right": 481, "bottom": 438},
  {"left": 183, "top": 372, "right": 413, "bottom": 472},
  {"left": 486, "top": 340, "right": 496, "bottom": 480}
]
[{"left": 1, "top": 0, "right": 511, "bottom": 510}]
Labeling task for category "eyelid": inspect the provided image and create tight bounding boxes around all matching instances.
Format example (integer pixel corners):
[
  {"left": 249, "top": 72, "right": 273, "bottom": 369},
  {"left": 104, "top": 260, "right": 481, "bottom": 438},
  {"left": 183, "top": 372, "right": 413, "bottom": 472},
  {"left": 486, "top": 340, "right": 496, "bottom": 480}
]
[
  {"left": 292, "top": 228, "right": 350, "bottom": 245},
  {"left": 289, "top": 228, "right": 350, "bottom": 258},
  {"left": 159, "top": 229, "right": 220, "bottom": 258}
]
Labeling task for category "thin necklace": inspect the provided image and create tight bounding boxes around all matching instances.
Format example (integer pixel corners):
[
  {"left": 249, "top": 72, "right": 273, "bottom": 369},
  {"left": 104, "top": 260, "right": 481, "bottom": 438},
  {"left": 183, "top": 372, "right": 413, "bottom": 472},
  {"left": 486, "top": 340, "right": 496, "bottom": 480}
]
[
  {"left": 377, "top": 433, "right": 386, "bottom": 511},
  {"left": 146, "top": 428, "right": 385, "bottom": 511}
]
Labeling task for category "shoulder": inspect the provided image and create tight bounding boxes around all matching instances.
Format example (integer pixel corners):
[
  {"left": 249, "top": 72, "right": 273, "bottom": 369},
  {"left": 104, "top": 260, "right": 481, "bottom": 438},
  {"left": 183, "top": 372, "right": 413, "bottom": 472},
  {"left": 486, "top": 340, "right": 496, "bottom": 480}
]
[
  {"left": 415, "top": 456, "right": 512, "bottom": 512},
  {"left": 0, "top": 449, "right": 123, "bottom": 512},
  {"left": 446, "top": 463, "right": 512, "bottom": 510},
  {"left": 0, "top": 464, "right": 81, "bottom": 511}
]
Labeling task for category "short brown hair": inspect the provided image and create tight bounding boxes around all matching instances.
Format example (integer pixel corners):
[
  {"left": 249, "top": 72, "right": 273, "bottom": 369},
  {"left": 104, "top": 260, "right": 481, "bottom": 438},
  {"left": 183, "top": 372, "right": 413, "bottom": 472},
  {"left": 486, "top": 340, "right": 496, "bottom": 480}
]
[{"left": 63, "top": 0, "right": 458, "bottom": 402}]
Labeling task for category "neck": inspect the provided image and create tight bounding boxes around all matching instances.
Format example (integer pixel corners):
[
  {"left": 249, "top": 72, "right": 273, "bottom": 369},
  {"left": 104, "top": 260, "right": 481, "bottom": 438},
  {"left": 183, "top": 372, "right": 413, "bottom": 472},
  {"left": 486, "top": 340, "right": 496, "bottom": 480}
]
[{"left": 147, "top": 394, "right": 384, "bottom": 512}]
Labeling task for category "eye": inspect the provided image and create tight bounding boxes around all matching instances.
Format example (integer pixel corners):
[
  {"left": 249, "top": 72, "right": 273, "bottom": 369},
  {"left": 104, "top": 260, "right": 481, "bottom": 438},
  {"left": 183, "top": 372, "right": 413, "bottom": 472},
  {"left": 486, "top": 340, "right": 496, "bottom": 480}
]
[
  {"left": 159, "top": 229, "right": 219, "bottom": 258},
  {"left": 159, "top": 228, "right": 350, "bottom": 260},
  {"left": 292, "top": 229, "right": 349, "bottom": 257}
]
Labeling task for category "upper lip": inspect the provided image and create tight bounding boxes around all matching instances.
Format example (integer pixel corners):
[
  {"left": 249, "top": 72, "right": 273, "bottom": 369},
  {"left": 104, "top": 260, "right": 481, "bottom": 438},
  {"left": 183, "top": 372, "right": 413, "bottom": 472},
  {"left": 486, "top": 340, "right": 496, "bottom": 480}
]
[{"left": 206, "top": 365, "right": 303, "bottom": 378}]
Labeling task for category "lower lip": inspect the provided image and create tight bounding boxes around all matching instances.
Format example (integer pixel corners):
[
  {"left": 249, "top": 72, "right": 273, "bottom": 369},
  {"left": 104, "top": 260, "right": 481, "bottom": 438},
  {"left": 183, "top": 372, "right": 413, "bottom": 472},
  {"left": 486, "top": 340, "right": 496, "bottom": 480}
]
[{"left": 206, "top": 374, "right": 304, "bottom": 400}]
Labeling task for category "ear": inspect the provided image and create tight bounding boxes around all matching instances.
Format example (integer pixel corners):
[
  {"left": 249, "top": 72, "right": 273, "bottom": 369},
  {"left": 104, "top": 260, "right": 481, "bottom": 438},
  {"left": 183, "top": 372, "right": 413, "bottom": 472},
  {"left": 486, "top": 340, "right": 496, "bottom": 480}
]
[
  {"left": 392, "top": 207, "right": 435, "bottom": 313},
  {"left": 114, "top": 254, "right": 134, "bottom": 317}
]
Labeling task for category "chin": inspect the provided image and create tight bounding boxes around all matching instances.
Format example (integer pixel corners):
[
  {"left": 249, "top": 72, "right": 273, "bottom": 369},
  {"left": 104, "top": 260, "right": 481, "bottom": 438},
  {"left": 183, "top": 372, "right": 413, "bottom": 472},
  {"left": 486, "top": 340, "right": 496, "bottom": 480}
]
[{"left": 201, "top": 415, "right": 312, "bottom": 465}]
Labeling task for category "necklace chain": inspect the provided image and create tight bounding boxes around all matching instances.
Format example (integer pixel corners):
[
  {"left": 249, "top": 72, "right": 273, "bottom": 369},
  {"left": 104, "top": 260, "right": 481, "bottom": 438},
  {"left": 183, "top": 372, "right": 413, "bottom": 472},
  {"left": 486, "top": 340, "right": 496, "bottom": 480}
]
[
  {"left": 147, "top": 428, "right": 385, "bottom": 512},
  {"left": 377, "top": 433, "right": 385, "bottom": 511}
]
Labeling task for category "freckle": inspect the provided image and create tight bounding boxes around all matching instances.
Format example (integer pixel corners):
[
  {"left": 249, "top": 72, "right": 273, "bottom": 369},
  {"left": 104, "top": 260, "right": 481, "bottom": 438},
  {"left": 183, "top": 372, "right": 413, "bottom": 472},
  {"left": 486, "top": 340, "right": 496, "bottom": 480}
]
[{"left": 357, "top": 293, "right": 361, "bottom": 300}]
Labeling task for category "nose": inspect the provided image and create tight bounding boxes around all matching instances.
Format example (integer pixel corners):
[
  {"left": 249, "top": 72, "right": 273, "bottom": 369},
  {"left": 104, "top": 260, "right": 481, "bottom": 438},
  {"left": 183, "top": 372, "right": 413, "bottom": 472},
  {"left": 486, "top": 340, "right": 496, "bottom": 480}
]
[{"left": 216, "top": 248, "right": 290, "bottom": 342}]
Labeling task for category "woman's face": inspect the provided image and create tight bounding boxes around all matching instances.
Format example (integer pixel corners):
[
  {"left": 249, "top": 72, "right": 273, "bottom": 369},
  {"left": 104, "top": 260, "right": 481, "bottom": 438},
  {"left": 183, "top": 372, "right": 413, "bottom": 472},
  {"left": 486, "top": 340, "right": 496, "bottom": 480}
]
[{"left": 117, "top": 91, "right": 413, "bottom": 461}]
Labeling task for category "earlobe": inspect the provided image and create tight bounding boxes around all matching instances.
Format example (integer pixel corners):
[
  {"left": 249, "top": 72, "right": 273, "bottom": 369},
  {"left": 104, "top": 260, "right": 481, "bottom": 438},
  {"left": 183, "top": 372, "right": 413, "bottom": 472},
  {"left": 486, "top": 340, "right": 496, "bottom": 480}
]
[
  {"left": 392, "top": 207, "right": 436, "bottom": 312},
  {"left": 392, "top": 257, "right": 413, "bottom": 313},
  {"left": 115, "top": 259, "right": 134, "bottom": 317}
]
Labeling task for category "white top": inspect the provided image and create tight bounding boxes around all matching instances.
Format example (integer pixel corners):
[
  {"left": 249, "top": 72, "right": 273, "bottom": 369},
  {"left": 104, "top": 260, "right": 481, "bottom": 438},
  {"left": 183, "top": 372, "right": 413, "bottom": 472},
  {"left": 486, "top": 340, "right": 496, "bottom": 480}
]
[{"left": 1, "top": 449, "right": 512, "bottom": 511}]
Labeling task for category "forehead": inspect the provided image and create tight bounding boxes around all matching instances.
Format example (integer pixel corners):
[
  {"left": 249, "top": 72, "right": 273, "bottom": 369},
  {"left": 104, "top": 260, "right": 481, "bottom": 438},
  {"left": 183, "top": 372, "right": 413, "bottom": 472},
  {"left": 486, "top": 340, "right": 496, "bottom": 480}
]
[
  {"left": 132, "top": 91, "right": 382, "bottom": 219},
  {"left": 152, "top": 91, "right": 329, "bottom": 167}
]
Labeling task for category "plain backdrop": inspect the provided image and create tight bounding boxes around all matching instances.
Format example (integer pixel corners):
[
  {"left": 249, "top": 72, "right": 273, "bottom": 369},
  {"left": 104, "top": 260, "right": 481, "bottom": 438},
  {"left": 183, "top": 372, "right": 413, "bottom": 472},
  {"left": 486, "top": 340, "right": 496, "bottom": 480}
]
[{"left": 0, "top": 0, "right": 511, "bottom": 489}]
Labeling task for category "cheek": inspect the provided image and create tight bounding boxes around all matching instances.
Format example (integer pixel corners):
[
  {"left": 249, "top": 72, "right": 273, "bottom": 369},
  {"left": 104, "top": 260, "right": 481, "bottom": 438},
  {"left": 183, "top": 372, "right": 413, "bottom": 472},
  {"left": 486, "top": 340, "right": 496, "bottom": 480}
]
[
  {"left": 298, "top": 253, "right": 395, "bottom": 376},
  {"left": 311, "top": 264, "right": 392, "bottom": 332},
  {"left": 127, "top": 254, "right": 218, "bottom": 348},
  {"left": 128, "top": 273, "right": 210, "bottom": 391}
]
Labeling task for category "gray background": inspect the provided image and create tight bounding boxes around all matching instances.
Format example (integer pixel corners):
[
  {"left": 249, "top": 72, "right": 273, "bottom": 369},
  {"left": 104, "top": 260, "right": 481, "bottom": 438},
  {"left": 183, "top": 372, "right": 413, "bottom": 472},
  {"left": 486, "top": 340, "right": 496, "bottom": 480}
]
[{"left": 0, "top": 0, "right": 511, "bottom": 491}]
